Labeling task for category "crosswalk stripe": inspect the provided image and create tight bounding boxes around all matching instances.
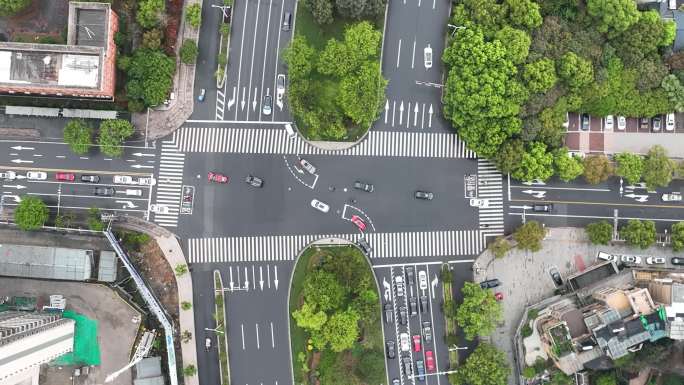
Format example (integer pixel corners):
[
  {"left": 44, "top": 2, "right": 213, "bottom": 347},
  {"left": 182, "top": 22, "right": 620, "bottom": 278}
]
[
  {"left": 172, "top": 127, "right": 476, "bottom": 158},
  {"left": 151, "top": 139, "right": 185, "bottom": 228},
  {"left": 186, "top": 230, "right": 485, "bottom": 263},
  {"left": 477, "top": 159, "right": 504, "bottom": 237}
]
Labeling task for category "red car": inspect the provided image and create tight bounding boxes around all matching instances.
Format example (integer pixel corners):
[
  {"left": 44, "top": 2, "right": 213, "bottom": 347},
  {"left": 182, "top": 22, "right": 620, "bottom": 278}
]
[
  {"left": 412, "top": 335, "right": 421, "bottom": 352},
  {"left": 351, "top": 215, "right": 366, "bottom": 231},
  {"left": 55, "top": 172, "right": 75, "bottom": 182},
  {"left": 207, "top": 172, "right": 229, "bottom": 184},
  {"left": 425, "top": 350, "right": 435, "bottom": 372}
]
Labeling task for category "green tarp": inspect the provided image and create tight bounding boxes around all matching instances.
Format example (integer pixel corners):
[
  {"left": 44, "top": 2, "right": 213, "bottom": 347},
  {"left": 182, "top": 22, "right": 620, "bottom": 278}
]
[{"left": 52, "top": 310, "right": 101, "bottom": 366}]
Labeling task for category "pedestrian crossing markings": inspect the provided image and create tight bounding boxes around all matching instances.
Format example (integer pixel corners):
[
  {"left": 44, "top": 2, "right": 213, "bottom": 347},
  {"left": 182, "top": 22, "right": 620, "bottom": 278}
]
[
  {"left": 477, "top": 159, "right": 504, "bottom": 237},
  {"left": 152, "top": 140, "right": 185, "bottom": 228}
]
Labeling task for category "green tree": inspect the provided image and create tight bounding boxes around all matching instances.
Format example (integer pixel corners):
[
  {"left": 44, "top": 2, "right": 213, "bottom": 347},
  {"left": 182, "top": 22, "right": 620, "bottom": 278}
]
[
  {"left": 338, "top": 61, "right": 386, "bottom": 128},
  {"left": 524, "top": 59, "right": 557, "bottom": 93},
  {"left": 662, "top": 74, "right": 684, "bottom": 112},
  {"left": 303, "top": 270, "right": 345, "bottom": 312},
  {"left": 489, "top": 236, "right": 512, "bottom": 258},
  {"left": 671, "top": 222, "right": 684, "bottom": 252},
  {"left": 141, "top": 29, "right": 162, "bottom": 50},
  {"left": 335, "top": 0, "right": 385, "bottom": 19},
  {"left": 614, "top": 153, "right": 644, "bottom": 185},
  {"left": 351, "top": 288, "right": 379, "bottom": 322},
  {"left": 595, "top": 372, "right": 618, "bottom": 385},
  {"left": 14, "top": 196, "right": 49, "bottom": 231},
  {"left": 586, "top": 0, "right": 639, "bottom": 36},
  {"left": 0, "top": 0, "right": 30, "bottom": 16},
  {"left": 317, "top": 308, "right": 360, "bottom": 352},
  {"left": 185, "top": 4, "right": 201, "bottom": 28},
  {"left": 452, "top": 343, "right": 510, "bottom": 385},
  {"left": 443, "top": 28, "right": 525, "bottom": 158},
  {"left": 175, "top": 264, "right": 188, "bottom": 276},
  {"left": 505, "top": 0, "right": 542, "bottom": 30},
  {"left": 63, "top": 119, "right": 93, "bottom": 155},
  {"left": 554, "top": 149, "right": 584, "bottom": 182},
  {"left": 583, "top": 155, "right": 613, "bottom": 184},
  {"left": 494, "top": 26, "right": 531, "bottom": 64},
  {"left": 549, "top": 371, "right": 574, "bottom": 385},
  {"left": 620, "top": 219, "right": 656, "bottom": 249},
  {"left": 137, "top": 0, "right": 165, "bottom": 29},
  {"left": 456, "top": 282, "right": 503, "bottom": 340},
  {"left": 586, "top": 221, "right": 613, "bottom": 245},
  {"left": 643, "top": 145, "right": 675, "bottom": 188},
  {"left": 512, "top": 142, "right": 554, "bottom": 182},
  {"left": 354, "top": 349, "right": 385, "bottom": 385},
  {"left": 514, "top": 220, "right": 547, "bottom": 251},
  {"left": 283, "top": 36, "right": 316, "bottom": 80},
  {"left": 125, "top": 49, "right": 175, "bottom": 107},
  {"left": 87, "top": 207, "right": 104, "bottom": 231},
  {"left": 292, "top": 302, "right": 328, "bottom": 331},
  {"left": 557, "top": 52, "right": 594, "bottom": 90},
  {"left": 180, "top": 39, "right": 199, "bottom": 64},
  {"left": 612, "top": 11, "right": 673, "bottom": 68},
  {"left": 98, "top": 119, "right": 135, "bottom": 157},
  {"left": 494, "top": 138, "right": 524, "bottom": 174},
  {"left": 183, "top": 364, "right": 197, "bottom": 377},
  {"left": 306, "top": 0, "right": 334, "bottom": 25}
]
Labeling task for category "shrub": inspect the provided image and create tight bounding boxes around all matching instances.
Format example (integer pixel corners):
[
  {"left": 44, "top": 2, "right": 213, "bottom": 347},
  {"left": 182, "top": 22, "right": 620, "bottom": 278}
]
[
  {"left": 185, "top": 4, "right": 201, "bottom": 28},
  {"left": 180, "top": 39, "right": 199, "bottom": 64},
  {"left": 14, "top": 196, "right": 49, "bottom": 231}
]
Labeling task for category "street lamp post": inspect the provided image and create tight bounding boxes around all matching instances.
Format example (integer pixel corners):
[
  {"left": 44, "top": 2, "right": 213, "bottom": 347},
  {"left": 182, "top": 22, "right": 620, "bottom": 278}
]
[
  {"left": 447, "top": 24, "right": 466, "bottom": 37},
  {"left": 204, "top": 327, "right": 225, "bottom": 334}
]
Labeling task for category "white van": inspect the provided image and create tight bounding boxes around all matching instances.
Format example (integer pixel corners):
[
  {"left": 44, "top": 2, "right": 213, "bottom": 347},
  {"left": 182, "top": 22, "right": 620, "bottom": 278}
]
[
  {"left": 597, "top": 251, "right": 616, "bottom": 262},
  {"left": 284, "top": 123, "right": 296, "bottom": 138},
  {"left": 125, "top": 189, "right": 142, "bottom": 197}
]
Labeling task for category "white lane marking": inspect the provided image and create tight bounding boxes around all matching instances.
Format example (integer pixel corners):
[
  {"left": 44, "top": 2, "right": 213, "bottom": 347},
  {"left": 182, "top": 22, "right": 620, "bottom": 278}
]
[
  {"left": 246, "top": 0, "right": 263, "bottom": 121},
  {"left": 257, "top": 0, "right": 273, "bottom": 123},
  {"left": 255, "top": 323, "right": 260, "bottom": 349},
  {"left": 270, "top": 322, "right": 275, "bottom": 348},
  {"left": 511, "top": 185, "right": 611, "bottom": 192},
  {"left": 271, "top": 0, "right": 286, "bottom": 122},
  {"left": 508, "top": 211, "right": 684, "bottom": 223},
  {"left": 392, "top": 101, "right": 396, "bottom": 127},
  {"left": 241, "top": 324, "right": 245, "bottom": 350},
  {"left": 396, "top": 39, "right": 401, "bottom": 68},
  {"left": 411, "top": 38, "right": 416, "bottom": 69},
  {"left": 234, "top": 0, "right": 251, "bottom": 120},
  {"left": 421, "top": 103, "right": 425, "bottom": 129}
]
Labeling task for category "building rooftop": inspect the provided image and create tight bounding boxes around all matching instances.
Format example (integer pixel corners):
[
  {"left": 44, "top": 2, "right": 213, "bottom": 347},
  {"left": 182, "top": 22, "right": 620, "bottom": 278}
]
[
  {"left": 0, "top": 243, "right": 92, "bottom": 281},
  {"left": 568, "top": 261, "right": 618, "bottom": 292}
]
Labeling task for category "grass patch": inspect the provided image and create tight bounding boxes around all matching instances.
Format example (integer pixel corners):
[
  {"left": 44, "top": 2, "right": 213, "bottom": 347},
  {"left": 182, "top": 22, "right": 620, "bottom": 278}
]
[
  {"left": 214, "top": 271, "right": 230, "bottom": 385},
  {"left": 289, "top": 245, "right": 386, "bottom": 385},
  {"left": 294, "top": 4, "right": 347, "bottom": 50}
]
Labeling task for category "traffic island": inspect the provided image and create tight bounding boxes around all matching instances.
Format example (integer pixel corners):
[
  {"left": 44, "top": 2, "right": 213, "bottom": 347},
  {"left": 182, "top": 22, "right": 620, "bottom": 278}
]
[{"left": 213, "top": 270, "right": 231, "bottom": 385}]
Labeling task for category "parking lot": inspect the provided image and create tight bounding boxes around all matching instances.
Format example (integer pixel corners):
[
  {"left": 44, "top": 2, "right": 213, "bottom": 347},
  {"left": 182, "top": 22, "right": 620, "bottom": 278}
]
[{"left": 567, "top": 112, "right": 684, "bottom": 133}]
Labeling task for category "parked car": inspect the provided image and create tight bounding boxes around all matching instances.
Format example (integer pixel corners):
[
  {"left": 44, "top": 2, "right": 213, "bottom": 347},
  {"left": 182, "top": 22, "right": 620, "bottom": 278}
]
[
  {"left": 406, "top": 266, "right": 415, "bottom": 283},
  {"left": 420, "top": 295, "right": 429, "bottom": 313},
  {"left": 646, "top": 256, "right": 666, "bottom": 265},
  {"left": 0, "top": 171, "right": 16, "bottom": 180},
  {"left": 549, "top": 267, "right": 563, "bottom": 286},
  {"left": 262, "top": 94, "right": 272, "bottom": 116},
  {"left": 415, "top": 360, "right": 426, "bottom": 381},
  {"left": 621, "top": 255, "right": 642, "bottom": 264},
  {"left": 415, "top": 190, "right": 434, "bottom": 200},
  {"left": 604, "top": 115, "right": 614, "bottom": 130},
  {"left": 80, "top": 175, "right": 100, "bottom": 183},
  {"left": 125, "top": 189, "right": 142, "bottom": 196},
  {"left": 384, "top": 303, "right": 393, "bottom": 323},
  {"left": 207, "top": 172, "right": 229, "bottom": 183},
  {"left": 403, "top": 357, "right": 413, "bottom": 378},
  {"left": 412, "top": 335, "right": 421, "bottom": 352},
  {"left": 149, "top": 204, "right": 170, "bottom": 214},
  {"left": 533, "top": 203, "right": 553, "bottom": 212},
  {"left": 392, "top": 379, "right": 400, "bottom": 385},
  {"left": 27, "top": 171, "right": 47, "bottom": 180},
  {"left": 667, "top": 113, "right": 676, "bottom": 131},
  {"left": 425, "top": 350, "right": 435, "bottom": 372},
  {"left": 353, "top": 180, "right": 374, "bottom": 192},
  {"left": 198, "top": 88, "right": 206, "bottom": 102},
  {"left": 424, "top": 44, "right": 432, "bottom": 69},
  {"left": 245, "top": 175, "right": 264, "bottom": 188},
  {"left": 652, "top": 116, "right": 662, "bottom": 132},
  {"left": 137, "top": 177, "right": 156, "bottom": 186},
  {"left": 409, "top": 297, "right": 418, "bottom": 316},
  {"left": 662, "top": 192, "right": 682, "bottom": 202},
  {"left": 581, "top": 113, "right": 590, "bottom": 130},
  {"left": 94, "top": 187, "right": 115, "bottom": 196},
  {"left": 617, "top": 116, "right": 626, "bottom": 130},
  {"left": 597, "top": 251, "right": 617, "bottom": 262},
  {"left": 357, "top": 238, "right": 372, "bottom": 255},
  {"left": 398, "top": 306, "right": 408, "bottom": 325},
  {"left": 350, "top": 215, "right": 366, "bottom": 231},
  {"left": 55, "top": 172, "right": 75, "bottom": 182},
  {"left": 418, "top": 270, "right": 428, "bottom": 290},
  {"left": 299, "top": 158, "right": 316, "bottom": 174},
  {"left": 395, "top": 276, "right": 405, "bottom": 297},
  {"left": 310, "top": 199, "right": 329, "bottom": 213},
  {"left": 672, "top": 257, "right": 684, "bottom": 265},
  {"left": 113, "top": 175, "right": 134, "bottom": 184},
  {"left": 640, "top": 117, "right": 650, "bottom": 130},
  {"left": 399, "top": 333, "right": 410, "bottom": 352},
  {"left": 386, "top": 340, "right": 396, "bottom": 359},
  {"left": 480, "top": 278, "right": 501, "bottom": 289},
  {"left": 423, "top": 321, "right": 432, "bottom": 342}
]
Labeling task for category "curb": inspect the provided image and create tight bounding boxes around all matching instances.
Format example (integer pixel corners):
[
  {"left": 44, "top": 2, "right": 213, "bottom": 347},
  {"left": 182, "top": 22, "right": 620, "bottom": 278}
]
[{"left": 213, "top": 270, "right": 232, "bottom": 385}]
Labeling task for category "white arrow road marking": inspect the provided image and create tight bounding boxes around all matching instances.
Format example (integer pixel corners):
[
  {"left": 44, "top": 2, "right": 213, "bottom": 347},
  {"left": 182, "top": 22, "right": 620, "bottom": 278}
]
[
  {"left": 510, "top": 205, "right": 533, "bottom": 210},
  {"left": 259, "top": 265, "right": 264, "bottom": 291},
  {"left": 227, "top": 86, "right": 236, "bottom": 111},
  {"left": 131, "top": 164, "right": 154, "bottom": 169},
  {"left": 413, "top": 103, "right": 419, "bottom": 126},
  {"left": 244, "top": 266, "right": 249, "bottom": 291},
  {"left": 431, "top": 274, "right": 439, "bottom": 299},
  {"left": 384, "top": 100, "right": 389, "bottom": 124},
  {"left": 382, "top": 277, "right": 391, "bottom": 302},
  {"left": 267, "top": 264, "right": 271, "bottom": 289},
  {"left": 10, "top": 146, "right": 34, "bottom": 150},
  {"left": 399, "top": 101, "right": 404, "bottom": 125},
  {"left": 132, "top": 152, "right": 155, "bottom": 157},
  {"left": 241, "top": 87, "right": 246, "bottom": 110},
  {"left": 2, "top": 185, "right": 26, "bottom": 189},
  {"left": 229, "top": 267, "right": 234, "bottom": 290},
  {"left": 274, "top": 265, "right": 279, "bottom": 290},
  {"left": 116, "top": 200, "right": 137, "bottom": 209},
  {"left": 428, "top": 104, "right": 433, "bottom": 128},
  {"left": 252, "top": 87, "right": 257, "bottom": 111},
  {"left": 522, "top": 179, "right": 546, "bottom": 186},
  {"left": 522, "top": 189, "right": 546, "bottom": 195},
  {"left": 11, "top": 159, "right": 33, "bottom": 164}
]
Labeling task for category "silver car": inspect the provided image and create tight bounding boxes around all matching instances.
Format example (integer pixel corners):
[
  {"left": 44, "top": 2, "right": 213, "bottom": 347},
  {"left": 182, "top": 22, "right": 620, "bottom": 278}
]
[
  {"left": 299, "top": 159, "right": 316, "bottom": 174},
  {"left": 310, "top": 199, "right": 329, "bottom": 213},
  {"left": 262, "top": 95, "right": 273, "bottom": 116}
]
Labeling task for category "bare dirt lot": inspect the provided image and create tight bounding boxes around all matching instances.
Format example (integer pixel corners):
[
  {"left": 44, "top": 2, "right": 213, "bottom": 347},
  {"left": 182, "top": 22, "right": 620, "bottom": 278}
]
[{"left": 0, "top": 0, "right": 69, "bottom": 42}]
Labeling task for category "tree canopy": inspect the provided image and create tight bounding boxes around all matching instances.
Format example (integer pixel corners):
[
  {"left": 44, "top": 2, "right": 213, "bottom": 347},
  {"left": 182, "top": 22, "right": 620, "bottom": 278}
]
[
  {"left": 643, "top": 145, "right": 674, "bottom": 189},
  {"left": 0, "top": 0, "right": 30, "bottom": 16},
  {"left": 180, "top": 39, "right": 199, "bottom": 64},
  {"left": 614, "top": 153, "right": 644, "bottom": 185},
  {"left": 586, "top": 221, "right": 613, "bottom": 245},
  {"left": 14, "top": 196, "right": 49, "bottom": 231},
  {"left": 512, "top": 142, "right": 554, "bottom": 181},
  {"left": 514, "top": 220, "right": 547, "bottom": 251},
  {"left": 137, "top": 0, "right": 164, "bottom": 29},
  {"left": 586, "top": 0, "right": 640, "bottom": 36},
  {"left": 456, "top": 282, "right": 503, "bottom": 340},
  {"left": 451, "top": 343, "right": 510, "bottom": 385},
  {"left": 63, "top": 119, "right": 93, "bottom": 155},
  {"left": 620, "top": 219, "right": 656, "bottom": 249},
  {"left": 98, "top": 120, "right": 135, "bottom": 157},
  {"left": 671, "top": 222, "right": 684, "bottom": 252},
  {"left": 124, "top": 49, "right": 175, "bottom": 108},
  {"left": 583, "top": 155, "right": 613, "bottom": 185},
  {"left": 185, "top": 4, "right": 201, "bottom": 28},
  {"left": 554, "top": 149, "right": 584, "bottom": 182}
]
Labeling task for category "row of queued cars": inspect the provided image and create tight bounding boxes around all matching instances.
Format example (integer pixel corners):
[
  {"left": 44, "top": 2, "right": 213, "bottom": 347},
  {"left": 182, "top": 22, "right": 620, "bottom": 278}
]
[
  {"left": 385, "top": 268, "right": 435, "bottom": 384},
  {"left": 578, "top": 113, "right": 677, "bottom": 132},
  {"left": 597, "top": 251, "right": 683, "bottom": 266},
  {"left": 0, "top": 170, "right": 154, "bottom": 197}
]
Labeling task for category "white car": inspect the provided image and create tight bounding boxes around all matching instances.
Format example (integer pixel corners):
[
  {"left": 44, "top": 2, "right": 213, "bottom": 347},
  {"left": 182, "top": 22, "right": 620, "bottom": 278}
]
[
  {"left": 0, "top": 171, "right": 16, "bottom": 180},
  {"left": 621, "top": 255, "right": 642, "bottom": 264},
  {"left": 395, "top": 275, "right": 405, "bottom": 297},
  {"left": 597, "top": 251, "right": 617, "bottom": 262},
  {"left": 276, "top": 74, "right": 286, "bottom": 101},
  {"left": 26, "top": 171, "right": 47, "bottom": 180},
  {"left": 418, "top": 270, "right": 428, "bottom": 290},
  {"left": 469, "top": 198, "right": 489, "bottom": 208},
  {"left": 310, "top": 199, "right": 329, "bottom": 213},
  {"left": 662, "top": 192, "right": 682, "bottom": 202},
  {"left": 667, "top": 113, "right": 676, "bottom": 131},
  {"left": 114, "top": 175, "right": 134, "bottom": 184},
  {"left": 149, "top": 204, "right": 170, "bottom": 214},
  {"left": 604, "top": 115, "right": 614, "bottom": 131},
  {"left": 424, "top": 45, "right": 432, "bottom": 69},
  {"left": 137, "top": 177, "right": 156, "bottom": 186},
  {"left": 646, "top": 256, "right": 666, "bottom": 265},
  {"left": 617, "top": 116, "right": 626, "bottom": 130},
  {"left": 399, "top": 333, "right": 410, "bottom": 352},
  {"left": 299, "top": 159, "right": 316, "bottom": 174}
]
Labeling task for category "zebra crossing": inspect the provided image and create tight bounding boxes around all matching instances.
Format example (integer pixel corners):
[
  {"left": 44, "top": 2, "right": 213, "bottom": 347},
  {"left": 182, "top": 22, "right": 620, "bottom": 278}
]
[
  {"left": 169, "top": 126, "right": 476, "bottom": 158},
  {"left": 477, "top": 159, "right": 504, "bottom": 237},
  {"left": 186, "top": 230, "right": 485, "bottom": 263},
  {"left": 151, "top": 140, "right": 186, "bottom": 228}
]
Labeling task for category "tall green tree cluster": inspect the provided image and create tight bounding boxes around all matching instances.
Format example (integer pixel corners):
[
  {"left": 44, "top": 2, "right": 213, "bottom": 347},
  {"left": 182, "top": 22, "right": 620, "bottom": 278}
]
[
  {"left": 304, "top": 0, "right": 386, "bottom": 25},
  {"left": 63, "top": 119, "right": 135, "bottom": 158},
  {"left": 284, "top": 22, "right": 387, "bottom": 140},
  {"left": 137, "top": 0, "right": 165, "bottom": 29},
  {"left": 456, "top": 282, "right": 504, "bottom": 340},
  {"left": 119, "top": 49, "right": 175, "bottom": 109},
  {"left": 450, "top": 343, "right": 510, "bottom": 385}
]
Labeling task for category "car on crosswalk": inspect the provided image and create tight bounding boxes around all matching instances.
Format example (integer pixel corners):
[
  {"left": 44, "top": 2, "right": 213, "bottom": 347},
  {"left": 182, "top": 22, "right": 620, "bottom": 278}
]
[
  {"left": 113, "top": 175, "right": 134, "bottom": 184},
  {"left": 149, "top": 204, "right": 170, "bottom": 214}
]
